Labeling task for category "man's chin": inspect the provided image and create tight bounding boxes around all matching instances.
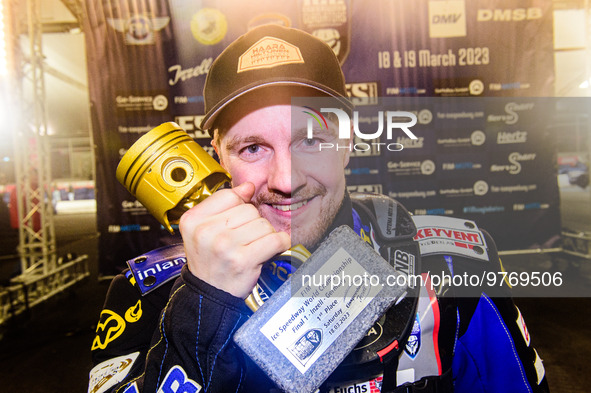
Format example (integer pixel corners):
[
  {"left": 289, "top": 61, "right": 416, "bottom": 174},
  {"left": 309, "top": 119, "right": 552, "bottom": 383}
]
[
  {"left": 260, "top": 199, "right": 340, "bottom": 250},
  {"left": 264, "top": 216, "right": 321, "bottom": 250},
  {"left": 290, "top": 220, "right": 331, "bottom": 250}
]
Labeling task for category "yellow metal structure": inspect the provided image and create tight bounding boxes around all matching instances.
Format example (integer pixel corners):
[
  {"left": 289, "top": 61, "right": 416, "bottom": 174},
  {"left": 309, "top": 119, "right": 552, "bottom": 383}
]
[{"left": 116, "top": 122, "right": 231, "bottom": 233}]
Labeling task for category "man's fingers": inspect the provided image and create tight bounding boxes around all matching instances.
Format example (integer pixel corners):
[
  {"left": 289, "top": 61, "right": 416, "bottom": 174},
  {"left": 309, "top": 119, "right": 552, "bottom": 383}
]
[
  {"left": 230, "top": 217, "right": 278, "bottom": 245},
  {"left": 179, "top": 183, "right": 254, "bottom": 227},
  {"left": 217, "top": 203, "right": 262, "bottom": 229},
  {"left": 244, "top": 231, "right": 292, "bottom": 265}
]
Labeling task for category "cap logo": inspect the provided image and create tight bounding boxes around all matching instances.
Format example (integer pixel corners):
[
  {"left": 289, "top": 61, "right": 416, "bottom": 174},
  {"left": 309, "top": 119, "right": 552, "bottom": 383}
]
[{"left": 237, "top": 36, "right": 304, "bottom": 73}]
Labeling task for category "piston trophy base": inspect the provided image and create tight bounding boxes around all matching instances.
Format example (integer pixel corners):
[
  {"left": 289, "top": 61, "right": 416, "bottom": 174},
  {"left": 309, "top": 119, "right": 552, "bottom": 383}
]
[{"left": 234, "top": 226, "right": 409, "bottom": 393}]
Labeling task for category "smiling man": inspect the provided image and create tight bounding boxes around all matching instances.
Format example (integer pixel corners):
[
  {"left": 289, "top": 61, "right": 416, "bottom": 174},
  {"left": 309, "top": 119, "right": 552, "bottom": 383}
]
[
  {"left": 209, "top": 89, "right": 349, "bottom": 246},
  {"left": 90, "top": 25, "right": 549, "bottom": 393}
]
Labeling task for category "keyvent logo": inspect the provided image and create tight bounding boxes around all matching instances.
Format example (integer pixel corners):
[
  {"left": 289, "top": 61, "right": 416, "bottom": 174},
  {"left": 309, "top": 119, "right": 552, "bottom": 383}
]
[{"left": 305, "top": 108, "right": 417, "bottom": 152}]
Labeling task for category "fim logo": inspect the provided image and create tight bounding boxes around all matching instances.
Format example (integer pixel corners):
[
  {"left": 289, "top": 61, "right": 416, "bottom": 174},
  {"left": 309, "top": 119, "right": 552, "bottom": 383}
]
[
  {"left": 288, "top": 328, "right": 323, "bottom": 366},
  {"left": 107, "top": 14, "right": 170, "bottom": 45}
]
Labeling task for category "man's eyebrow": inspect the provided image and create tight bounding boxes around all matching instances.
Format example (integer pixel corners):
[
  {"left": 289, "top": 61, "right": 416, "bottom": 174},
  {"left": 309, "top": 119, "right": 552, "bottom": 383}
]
[
  {"left": 224, "top": 135, "right": 266, "bottom": 152},
  {"left": 292, "top": 124, "right": 338, "bottom": 140}
]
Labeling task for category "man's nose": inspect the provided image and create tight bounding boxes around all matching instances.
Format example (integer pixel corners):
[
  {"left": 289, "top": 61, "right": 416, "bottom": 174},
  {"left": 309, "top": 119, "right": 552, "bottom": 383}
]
[{"left": 267, "top": 151, "right": 305, "bottom": 194}]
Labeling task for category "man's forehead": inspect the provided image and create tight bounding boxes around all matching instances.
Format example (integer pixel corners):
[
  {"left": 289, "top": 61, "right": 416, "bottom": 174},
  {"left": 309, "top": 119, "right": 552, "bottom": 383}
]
[{"left": 220, "top": 112, "right": 338, "bottom": 149}]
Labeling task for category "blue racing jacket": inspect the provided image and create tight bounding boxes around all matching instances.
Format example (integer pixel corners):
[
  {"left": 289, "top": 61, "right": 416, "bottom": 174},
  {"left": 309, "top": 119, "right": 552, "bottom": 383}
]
[{"left": 88, "top": 192, "right": 549, "bottom": 393}]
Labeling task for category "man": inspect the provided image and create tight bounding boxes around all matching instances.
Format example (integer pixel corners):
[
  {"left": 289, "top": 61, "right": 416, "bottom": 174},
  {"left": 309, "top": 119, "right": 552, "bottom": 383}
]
[{"left": 89, "top": 25, "right": 549, "bottom": 393}]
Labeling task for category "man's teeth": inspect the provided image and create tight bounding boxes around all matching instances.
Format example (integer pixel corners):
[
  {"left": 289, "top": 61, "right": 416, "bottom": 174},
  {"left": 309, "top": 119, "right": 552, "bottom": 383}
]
[{"left": 272, "top": 200, "right": 308, "bottom": 211}]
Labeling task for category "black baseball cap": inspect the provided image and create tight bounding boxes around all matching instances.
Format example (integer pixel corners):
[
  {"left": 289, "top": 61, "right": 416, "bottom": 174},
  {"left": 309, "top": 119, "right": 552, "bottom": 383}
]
[{"left": 200, "top": 24, "right": 352, "bottom": 131}]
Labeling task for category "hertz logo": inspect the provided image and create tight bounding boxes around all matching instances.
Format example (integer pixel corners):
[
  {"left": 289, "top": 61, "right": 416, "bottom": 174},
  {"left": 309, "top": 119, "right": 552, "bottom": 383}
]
[{"left": 477, "top": 8, "right": 542, "bottom": 22}]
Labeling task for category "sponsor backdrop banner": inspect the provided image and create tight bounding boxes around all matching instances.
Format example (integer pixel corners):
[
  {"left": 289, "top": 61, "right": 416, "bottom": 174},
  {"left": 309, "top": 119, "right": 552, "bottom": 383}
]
[{"left": 82, "top": 0, "right": 557, "bottom": 275}]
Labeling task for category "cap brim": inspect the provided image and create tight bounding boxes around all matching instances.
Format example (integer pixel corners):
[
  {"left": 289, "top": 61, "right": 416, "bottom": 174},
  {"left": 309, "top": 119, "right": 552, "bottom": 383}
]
[{"left": 200, "top": 79, "right": 353, "bottom": 132}]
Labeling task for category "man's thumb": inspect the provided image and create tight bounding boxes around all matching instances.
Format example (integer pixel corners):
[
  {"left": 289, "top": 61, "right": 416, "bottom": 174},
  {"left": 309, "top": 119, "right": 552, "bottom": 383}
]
[{"left": 233, "top": 182, "right": 255, "bottom": 203}]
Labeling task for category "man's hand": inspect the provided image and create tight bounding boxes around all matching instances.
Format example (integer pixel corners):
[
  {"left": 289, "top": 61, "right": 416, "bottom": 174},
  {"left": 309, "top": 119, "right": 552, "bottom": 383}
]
[{"left": 179, "top": 182, "right": 291, "bottom": 299}]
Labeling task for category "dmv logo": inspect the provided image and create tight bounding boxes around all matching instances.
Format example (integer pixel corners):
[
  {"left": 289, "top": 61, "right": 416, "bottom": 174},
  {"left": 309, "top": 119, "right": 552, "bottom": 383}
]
[{"left": 429, "top": 1, "right": 467, "bottom": 38}]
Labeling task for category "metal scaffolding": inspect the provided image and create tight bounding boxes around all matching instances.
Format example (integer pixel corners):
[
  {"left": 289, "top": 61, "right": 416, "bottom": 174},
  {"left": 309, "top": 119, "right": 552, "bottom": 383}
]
[
  {"left": 0, "top": 0, "right": 89, "bottom": 325},
  {"left": 15, "top": 0, "right": 57, "bottom": 274}
]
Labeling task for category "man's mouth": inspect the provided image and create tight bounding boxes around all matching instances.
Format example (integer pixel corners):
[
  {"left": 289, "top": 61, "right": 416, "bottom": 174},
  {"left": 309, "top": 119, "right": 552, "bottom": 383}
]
[{"left": 271, "top": 199, "right": 309, "bottom": 212}]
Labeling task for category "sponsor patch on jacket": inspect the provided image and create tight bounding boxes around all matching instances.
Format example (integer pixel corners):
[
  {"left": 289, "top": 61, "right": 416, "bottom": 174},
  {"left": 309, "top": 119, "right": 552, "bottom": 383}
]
[
  {"left": 159, "top": 366, "right": 202, "bottom": 393},
  {"left": 122, "top": 382, "right": 139, "bottom": 393},
  {"left": 533, "top": 349, "right": 545, "bottom": 385},
  {"left": 238, "top": 37, "right": 304, "bottom": 72},
  {"left": 88, "top": 352, "right": 139, "bottom": 393},
  {"left": 92, "top": 300, "right": 143, "bottom": 351},
  {"left": 412, "top": 215, "right": 489, "bottom": 261},
  {"left": 127, "top": 244, "right": 186, "bottom": 295},
  {"left": 515, "top": 307, "right": 530, "bottom": 346},
  {"left": 327, "top": 375, "right": 383, "bottom": 393},
  {"left": 405, "top": 313, "right": 421, "bottom": 359}
]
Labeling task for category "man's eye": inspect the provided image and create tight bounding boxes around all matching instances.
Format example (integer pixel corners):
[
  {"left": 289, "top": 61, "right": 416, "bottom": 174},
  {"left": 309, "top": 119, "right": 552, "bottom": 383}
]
[
  {"left": 303, "top": 138, "right": 318, "bottom": 146},
  {"left": 243, "top": 144, "right": 260, "bottom": 154}
]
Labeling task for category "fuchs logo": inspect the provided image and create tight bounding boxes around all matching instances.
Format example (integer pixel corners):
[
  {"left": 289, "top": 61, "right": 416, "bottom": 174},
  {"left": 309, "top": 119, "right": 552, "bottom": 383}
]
[
  {"left": 304, "top": 108, "right": 417, "bottom": 152},
  {"left": 107, "top": 14, "right": 170, "bottom": 45}
]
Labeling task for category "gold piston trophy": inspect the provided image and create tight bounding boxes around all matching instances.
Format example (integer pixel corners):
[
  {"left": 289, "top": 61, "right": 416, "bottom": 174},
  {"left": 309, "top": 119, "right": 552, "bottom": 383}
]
[
  {"left": 116, "top": 122, "right": 309, "bottom": 311},
  {"left": 116, "top": 122, "right": 231, "bottom": 233}
]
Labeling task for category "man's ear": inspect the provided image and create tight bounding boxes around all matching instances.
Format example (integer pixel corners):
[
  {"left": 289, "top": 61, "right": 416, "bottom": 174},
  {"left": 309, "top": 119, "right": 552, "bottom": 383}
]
[{"left": 211, "top": 136, "right": 226, "bottom": 170}]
